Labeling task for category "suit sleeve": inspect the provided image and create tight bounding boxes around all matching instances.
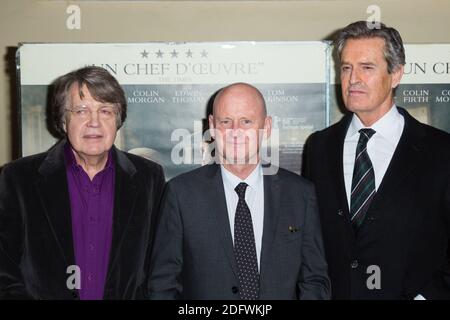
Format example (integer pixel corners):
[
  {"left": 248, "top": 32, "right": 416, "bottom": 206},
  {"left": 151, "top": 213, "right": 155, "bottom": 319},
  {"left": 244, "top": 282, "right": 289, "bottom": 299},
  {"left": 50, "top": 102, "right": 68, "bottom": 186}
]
[
  {"left": 148, "top": 182, "right": 183, "bottom": 299},
  {"left": 297, "top": 183, "right": 331, "bottom": 300},
  {"left": 0, "top": 165, "right": 33, "bottom": 299},
  {"left": 420, "top": 174, "right": 450, "bottom": 299},
  {"left": 301, "top": 132, "right": 315, "bottom": 180}
]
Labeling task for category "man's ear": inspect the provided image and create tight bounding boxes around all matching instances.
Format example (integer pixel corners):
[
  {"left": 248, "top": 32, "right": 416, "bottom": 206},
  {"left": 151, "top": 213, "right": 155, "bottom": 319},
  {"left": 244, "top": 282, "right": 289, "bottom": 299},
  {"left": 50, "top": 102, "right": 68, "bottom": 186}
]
[
  {"left": 391, "top": 64, "right": 404, "bottom": 89},
  {"left": 208, "top": 114, "right": 215, "bottom": 138},
  {"left": 264, "top": 116, "right": 272, "bottom": 139}
]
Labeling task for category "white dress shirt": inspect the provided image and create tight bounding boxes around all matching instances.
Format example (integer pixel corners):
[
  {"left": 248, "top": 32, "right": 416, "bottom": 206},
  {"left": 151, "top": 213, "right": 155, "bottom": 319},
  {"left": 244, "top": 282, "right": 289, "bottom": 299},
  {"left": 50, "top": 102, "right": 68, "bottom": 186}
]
[
  {"left": 221, "top": 164, "right": 264, "bottom": 271},
  {"left": 343, "top": 105, "right": 404, "bottom": 208}
]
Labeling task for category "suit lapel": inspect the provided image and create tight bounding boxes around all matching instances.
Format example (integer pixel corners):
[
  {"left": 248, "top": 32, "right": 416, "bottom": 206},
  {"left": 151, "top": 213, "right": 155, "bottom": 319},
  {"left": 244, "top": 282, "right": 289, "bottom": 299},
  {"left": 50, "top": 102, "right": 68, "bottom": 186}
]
[
  {"left": 259, "top": 172, "right": 280, "bottom": 280},
  {"left": 35, "top": 140, "right": 76, "bottom": 268},
  {"left": 329, "top": 115, "right": 353, "bottom": 223},
  {"left": 207, "top": 164, "right": 238, "bottom": 277},
  {"left": 105, "top": 148, "right": 139, "bottom": 284},
  {"left": 368, "top": 108, "right": 425, "bottom": 214}
]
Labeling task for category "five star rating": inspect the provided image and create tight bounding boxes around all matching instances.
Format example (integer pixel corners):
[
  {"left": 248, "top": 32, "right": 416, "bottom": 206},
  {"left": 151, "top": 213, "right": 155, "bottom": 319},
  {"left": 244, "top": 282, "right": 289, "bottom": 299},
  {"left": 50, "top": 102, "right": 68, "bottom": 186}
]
[{"left": 140, "top": 49, "right": 208, "bottom": 59}]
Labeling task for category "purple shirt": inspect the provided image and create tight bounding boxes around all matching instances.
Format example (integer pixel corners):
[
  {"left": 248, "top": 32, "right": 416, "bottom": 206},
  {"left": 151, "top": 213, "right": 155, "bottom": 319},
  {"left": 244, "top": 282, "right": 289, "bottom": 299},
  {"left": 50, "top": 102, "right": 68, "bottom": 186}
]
[{"left": 64, "top": 144, "right": 115, "bottom": 300}]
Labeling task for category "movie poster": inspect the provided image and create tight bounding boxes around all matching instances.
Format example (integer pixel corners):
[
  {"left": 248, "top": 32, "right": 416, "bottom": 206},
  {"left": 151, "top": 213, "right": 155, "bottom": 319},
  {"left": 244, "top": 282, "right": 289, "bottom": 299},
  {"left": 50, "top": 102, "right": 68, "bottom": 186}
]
[{"left": 18, "top": 42, "right": 329, "bottom": 179}]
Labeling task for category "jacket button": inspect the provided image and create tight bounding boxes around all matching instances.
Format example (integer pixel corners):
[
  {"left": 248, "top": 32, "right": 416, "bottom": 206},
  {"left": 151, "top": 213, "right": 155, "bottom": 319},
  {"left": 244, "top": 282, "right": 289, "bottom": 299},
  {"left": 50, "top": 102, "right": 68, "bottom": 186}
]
[
  {"left": 337, "top": 209, "right": 343, "bottom": 216},
  {"left": 351, "top": 260, "right": 359, "bottom": 269},
  {"left": 232, "top": 286, "right": 239, "bottom": 294}
]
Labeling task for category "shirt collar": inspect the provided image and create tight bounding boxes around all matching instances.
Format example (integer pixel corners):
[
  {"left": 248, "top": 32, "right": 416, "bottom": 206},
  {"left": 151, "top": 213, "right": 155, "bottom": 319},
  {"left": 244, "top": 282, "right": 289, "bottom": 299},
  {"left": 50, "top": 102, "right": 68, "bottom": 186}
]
[
  {"left": 221, "top": 163, "right": 263, "bottom": 192},
  {"left": 347, "top": 105, "right": 403, "bottom": 145}
]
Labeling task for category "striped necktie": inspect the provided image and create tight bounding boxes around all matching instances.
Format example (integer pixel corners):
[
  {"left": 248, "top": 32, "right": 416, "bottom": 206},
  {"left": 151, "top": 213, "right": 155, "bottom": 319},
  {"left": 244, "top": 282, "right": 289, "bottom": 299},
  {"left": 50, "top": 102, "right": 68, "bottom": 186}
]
[{"left": 350, "top": 128, "right": 376, "bottom": 231}]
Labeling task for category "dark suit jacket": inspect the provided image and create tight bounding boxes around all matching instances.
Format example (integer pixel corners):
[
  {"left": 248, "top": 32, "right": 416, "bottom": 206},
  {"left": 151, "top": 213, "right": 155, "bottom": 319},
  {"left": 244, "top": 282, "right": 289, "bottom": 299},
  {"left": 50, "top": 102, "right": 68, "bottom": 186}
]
[
  {"left": 148, "top": 164, "right": 331, "bottom": 300},
  {"left": 0, "top": 139, "right": 165, "bottom": 299},
  {"left": 303, "top": 107, "right": 450, "bottom": 299}
]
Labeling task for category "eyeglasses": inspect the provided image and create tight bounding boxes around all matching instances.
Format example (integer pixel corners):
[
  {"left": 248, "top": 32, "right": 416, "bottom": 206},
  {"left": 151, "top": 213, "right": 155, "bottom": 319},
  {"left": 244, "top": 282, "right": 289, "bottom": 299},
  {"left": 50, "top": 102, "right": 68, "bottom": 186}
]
[{"left": 65, "top": 105, "right": 118, "bottom": 121}]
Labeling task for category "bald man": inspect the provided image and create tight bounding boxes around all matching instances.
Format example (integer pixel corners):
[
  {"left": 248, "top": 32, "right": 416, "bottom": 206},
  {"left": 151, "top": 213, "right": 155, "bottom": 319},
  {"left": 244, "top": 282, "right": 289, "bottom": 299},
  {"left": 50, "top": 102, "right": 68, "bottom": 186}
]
[{"left": 148, "top": 83, "right": 330, "bottom": 300}]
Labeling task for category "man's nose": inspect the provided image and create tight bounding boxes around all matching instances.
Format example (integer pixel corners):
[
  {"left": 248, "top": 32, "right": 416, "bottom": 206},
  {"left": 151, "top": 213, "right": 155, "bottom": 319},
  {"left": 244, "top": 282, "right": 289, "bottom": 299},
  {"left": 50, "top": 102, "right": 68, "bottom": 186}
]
[
  {"left": 86, "top": 110, "right": 100, "bottom": 126},
  {"left": 231, "top": 126, "right": 244, "bottom": 137},
  {"left": 349, "top": 68, "right": 360, "bottom": 85}
]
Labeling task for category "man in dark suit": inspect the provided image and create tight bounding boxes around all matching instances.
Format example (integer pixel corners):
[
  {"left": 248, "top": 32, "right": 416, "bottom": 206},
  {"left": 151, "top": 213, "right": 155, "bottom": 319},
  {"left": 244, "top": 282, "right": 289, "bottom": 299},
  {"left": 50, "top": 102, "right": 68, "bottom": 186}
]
[
  {"left": 149, "top": 83, "right": 330, "bottom": 300},
  {"left": 303, "top": 21, "right": 450, "bottom": 299},
  {"left": 0, "top": 66, "right": 165, "bottom": 299}
]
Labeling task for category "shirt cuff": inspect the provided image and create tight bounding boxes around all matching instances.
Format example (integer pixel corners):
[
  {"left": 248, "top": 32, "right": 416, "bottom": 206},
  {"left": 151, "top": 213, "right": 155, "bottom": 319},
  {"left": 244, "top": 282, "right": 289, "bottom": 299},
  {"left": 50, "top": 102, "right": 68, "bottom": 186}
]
[{"left": 414, "top": 294, "right": 426, "bottom": 300}]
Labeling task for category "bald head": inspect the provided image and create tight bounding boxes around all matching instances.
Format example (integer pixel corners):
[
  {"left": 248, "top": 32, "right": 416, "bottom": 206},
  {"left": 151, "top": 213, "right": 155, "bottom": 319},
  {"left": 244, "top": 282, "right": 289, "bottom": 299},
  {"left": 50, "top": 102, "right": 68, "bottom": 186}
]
[{"left": 212, "top": 83, "right": 267, "bottom": 117}]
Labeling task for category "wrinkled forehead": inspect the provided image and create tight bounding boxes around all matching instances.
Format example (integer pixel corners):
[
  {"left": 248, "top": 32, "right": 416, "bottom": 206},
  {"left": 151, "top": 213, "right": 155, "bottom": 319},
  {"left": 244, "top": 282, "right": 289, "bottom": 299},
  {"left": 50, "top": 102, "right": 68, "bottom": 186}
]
[{"left": 340, "top": 37, "right": 387, "bottom": 62}]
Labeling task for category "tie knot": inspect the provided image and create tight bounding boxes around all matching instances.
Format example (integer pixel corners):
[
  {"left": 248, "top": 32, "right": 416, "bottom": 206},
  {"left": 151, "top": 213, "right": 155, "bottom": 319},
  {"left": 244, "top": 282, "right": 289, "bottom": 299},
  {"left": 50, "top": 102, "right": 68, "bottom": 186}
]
[
  {"left": 235, "top": 182, "right": 248, "bottom": 199},
  {"left": 359, "top": 128, "right": 376, "bottom": 142}
]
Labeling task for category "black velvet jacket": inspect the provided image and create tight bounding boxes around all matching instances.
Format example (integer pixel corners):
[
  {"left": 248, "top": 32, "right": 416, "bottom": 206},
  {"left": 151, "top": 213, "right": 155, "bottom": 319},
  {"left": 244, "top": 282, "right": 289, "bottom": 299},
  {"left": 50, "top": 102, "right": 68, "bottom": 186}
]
[{"left": 0, "top": 139, "right": 165, "bottom": 299}]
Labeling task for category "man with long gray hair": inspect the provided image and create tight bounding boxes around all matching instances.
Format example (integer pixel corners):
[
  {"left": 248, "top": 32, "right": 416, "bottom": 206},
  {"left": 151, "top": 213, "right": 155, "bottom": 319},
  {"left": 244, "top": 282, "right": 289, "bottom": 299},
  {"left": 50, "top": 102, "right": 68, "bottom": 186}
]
[{"left": 0, "top": 66, "right": 165, "bottom": 299}]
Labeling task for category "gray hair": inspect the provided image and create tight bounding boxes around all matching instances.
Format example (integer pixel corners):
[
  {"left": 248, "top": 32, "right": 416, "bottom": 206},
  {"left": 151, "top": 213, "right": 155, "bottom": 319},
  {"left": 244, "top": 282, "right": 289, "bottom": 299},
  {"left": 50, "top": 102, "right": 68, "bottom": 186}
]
[
  {"left": 335, "top": 20, "right": 405, "bottom": 74},
  {"left": 50, "top": 66, "right": 127, "bottom": 137}
]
